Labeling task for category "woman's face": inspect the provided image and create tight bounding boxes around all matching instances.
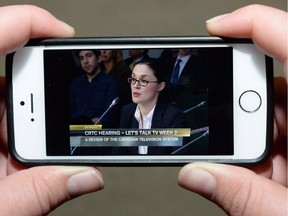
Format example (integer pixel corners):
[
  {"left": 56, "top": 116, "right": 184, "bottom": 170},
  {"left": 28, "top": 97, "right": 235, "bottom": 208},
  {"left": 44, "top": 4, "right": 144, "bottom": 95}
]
[
  {"left": 130, "top": 64, "right": 165, "bottom": 106},
  {"left": 100, "top": 50, "right": 113, "bottom": 62}
]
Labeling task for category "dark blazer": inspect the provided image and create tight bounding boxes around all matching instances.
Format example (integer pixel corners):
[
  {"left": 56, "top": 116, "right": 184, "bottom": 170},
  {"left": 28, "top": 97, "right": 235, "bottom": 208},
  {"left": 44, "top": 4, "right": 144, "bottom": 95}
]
[
  {"left": 113, "top": 103, "right": 187, "bottom": 155},
  {"left": 162, "top": 52, "right": 208, "bottom": 103},
  {"left": 159, "top": 50, "right": 209, "bottom": 131},
  {"left": 120, "top": 103, "right": 186, "bottom": 128}
]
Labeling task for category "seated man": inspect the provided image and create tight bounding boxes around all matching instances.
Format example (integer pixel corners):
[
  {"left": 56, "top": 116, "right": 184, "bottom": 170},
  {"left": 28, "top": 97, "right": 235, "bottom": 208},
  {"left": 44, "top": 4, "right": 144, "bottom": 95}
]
[{"left": 70, "top": 50, "right": 119, "bottom": 128}]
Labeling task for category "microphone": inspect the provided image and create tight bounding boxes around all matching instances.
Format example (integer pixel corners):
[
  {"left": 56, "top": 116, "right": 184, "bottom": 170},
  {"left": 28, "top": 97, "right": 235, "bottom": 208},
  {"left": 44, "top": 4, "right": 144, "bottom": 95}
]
[
  {"left": 171, "top": 128, "right": 209, "bottom": 155},
  {"left": 70, "top": 97, "right": 120, "bottom": 156},
  {"left": 95, "top": 97, "right": 120, "bottom": 125},
  {"left": 183, "top": 101, "right": 206, "bottom": 114},
  {"left": 110, "top": 97, "right": 120, "bottom": 108}
]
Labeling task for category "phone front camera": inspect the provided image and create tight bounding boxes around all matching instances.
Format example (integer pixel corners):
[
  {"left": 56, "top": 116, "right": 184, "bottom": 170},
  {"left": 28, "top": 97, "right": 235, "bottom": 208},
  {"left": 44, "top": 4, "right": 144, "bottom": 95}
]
[
  {"left": 31, "top": 118, "right": 34, "bottom": 122},
  {"left": 20, "top": 101, "right": 25, "bottom": 106}
]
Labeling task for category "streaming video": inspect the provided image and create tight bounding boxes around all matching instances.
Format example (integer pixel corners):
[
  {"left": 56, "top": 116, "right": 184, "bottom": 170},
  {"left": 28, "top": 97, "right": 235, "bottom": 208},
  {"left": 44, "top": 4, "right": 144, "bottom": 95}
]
[{"left": 44, "top": 47, "right": 233, "bottom": 156}]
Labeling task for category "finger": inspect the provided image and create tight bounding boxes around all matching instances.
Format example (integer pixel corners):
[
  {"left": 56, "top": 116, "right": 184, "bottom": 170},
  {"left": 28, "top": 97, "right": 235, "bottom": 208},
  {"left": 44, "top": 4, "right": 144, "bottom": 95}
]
[
  {"left": 178, "top": 162, "right": 287, "bottom": 216},
  {"left": 274, "top": 77, "right": 288, "bottom": 138},
  {"left": 0, "top": 76, "right": 8, "bottom": 177},
  {"left": 6, "top": 155, "right": 27, "bottom": 175},
  {"left": 249, "top": 146, "right": 287, "bottom": 187},
  {"left": 0, "top": 5, "right": 75, "bottom": 55},
  {"left": 0, "top": 76, "right": 6, "bottom": 146},
  {"left": 0, "top": 166, "right": 104, "bottom": 215},
  {"left": 206, "top": 4, "right": 287, "bottom": 74},
  {"left": 0, "top": 144, "right": 8, "bottom": 178},
  {"left": 271, "top": 134, "right": 287, "bottom": 186}
]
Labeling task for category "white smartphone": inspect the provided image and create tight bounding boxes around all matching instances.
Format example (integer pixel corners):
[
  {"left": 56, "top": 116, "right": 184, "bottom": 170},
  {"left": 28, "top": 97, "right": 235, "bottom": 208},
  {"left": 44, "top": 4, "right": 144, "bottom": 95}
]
[{"left": 6, "top": 37, "right": 273, "bottom": 165}]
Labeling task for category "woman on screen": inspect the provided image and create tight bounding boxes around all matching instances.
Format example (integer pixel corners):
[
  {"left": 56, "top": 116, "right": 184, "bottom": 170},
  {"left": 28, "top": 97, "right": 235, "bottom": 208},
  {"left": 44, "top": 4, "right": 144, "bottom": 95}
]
[{"left": 117, "top": 60, "right": 187, "bottom": 155}]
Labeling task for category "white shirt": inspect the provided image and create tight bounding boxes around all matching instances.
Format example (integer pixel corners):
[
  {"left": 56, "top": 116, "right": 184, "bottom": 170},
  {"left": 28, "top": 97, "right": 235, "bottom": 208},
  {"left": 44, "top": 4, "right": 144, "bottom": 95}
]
[{"left": 134, "top": 104, "right": 156, "bottom": 154}]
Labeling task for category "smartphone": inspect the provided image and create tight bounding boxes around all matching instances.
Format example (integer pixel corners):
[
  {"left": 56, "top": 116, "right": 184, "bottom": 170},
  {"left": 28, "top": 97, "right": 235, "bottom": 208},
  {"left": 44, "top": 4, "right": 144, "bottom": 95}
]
[{"left": 6, "top": 36, "right": 273, "bottom": 165}]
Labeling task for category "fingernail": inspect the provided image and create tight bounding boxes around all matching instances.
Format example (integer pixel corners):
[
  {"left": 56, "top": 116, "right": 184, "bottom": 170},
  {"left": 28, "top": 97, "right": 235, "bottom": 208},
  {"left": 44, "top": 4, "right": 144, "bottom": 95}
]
[
  {"left": 58, "top": 20, "right": 75, "bottom": 36},
  {"left": 178, "top": 163, "right": 215, "bottom": 198},
  {"left": 66, "top": 167, "right": 104, "bottom": 198},
  {"left": 206, "top": 14, "right": 229, "bottom": 23}
]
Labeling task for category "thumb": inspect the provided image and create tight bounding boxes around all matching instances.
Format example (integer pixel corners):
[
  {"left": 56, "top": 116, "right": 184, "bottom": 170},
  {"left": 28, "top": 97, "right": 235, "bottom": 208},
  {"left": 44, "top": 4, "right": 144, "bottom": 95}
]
[
  {"left": 178, "top": 162, "right": 287, "bottom": 216},
  {"left": 0, "top": 166, "right": 104, "bottom": 216}
]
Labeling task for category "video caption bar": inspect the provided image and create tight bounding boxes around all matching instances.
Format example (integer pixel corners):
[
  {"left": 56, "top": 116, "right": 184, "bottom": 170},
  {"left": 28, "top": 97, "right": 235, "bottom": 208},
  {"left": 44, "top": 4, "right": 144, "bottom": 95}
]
[{"left": 70, "top": 125, "right": 190, "bottom": 147}]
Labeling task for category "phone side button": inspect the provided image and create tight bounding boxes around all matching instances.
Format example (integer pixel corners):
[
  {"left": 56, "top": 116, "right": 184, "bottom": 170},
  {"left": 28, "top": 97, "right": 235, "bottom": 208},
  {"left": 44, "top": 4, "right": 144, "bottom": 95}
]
[{"left": 239, "top": 90, "right": 262, "bottom": 113}]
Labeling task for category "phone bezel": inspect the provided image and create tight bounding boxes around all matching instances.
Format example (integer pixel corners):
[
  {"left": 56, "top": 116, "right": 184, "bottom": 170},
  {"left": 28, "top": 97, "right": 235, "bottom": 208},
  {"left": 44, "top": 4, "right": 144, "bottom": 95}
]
[{"left": 6, "top": 36, "right": 274, "bottom": 166}]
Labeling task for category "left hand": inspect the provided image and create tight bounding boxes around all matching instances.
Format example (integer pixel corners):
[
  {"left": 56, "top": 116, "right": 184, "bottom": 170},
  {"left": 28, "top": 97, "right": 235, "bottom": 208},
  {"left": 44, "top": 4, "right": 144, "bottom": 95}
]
[{"left": 0, "top": 5, "right": 104, "bottom": 216}]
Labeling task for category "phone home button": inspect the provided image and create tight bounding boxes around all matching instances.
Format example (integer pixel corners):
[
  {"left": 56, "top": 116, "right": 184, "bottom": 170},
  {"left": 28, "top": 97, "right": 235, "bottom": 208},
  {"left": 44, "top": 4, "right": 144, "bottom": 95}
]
[{"left": 239, "top": 90, "right": 262, "bottom": 113}]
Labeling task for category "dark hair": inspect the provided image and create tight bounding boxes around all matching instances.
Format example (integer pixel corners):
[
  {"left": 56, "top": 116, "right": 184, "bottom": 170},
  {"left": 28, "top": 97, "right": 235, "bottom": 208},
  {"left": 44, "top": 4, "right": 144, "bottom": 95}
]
[
  {"left": 136, "top": 59, "right": 165, "bottom": 83},
  {"left": 75, "top": 50, "right": 101, "bottom": 59}
]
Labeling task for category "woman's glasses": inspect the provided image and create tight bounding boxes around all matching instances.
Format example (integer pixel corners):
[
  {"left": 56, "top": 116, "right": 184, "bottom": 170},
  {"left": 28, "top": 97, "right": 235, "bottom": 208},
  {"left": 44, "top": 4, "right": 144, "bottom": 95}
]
[{"left": 127, "top": 77, "right": 159, "bottom": 87}]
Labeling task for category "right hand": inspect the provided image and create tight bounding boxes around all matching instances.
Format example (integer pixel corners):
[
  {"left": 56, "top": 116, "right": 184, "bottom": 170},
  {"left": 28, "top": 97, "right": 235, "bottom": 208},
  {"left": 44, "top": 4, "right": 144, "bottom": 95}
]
[{"left": 178, "top": 4, "right": 287, "bottom": 216}]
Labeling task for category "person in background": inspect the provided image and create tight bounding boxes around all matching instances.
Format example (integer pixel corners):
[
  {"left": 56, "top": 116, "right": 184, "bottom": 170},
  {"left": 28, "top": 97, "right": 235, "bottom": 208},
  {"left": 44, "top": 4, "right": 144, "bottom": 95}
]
[
  {"left": 100, "top": 50, "right": 132, "bottom": 106},
  {"left": 160, "top": 48, "right": 208, "bottom": 126},
  {"left": 125, "top": 49, "right": 152, "bottom": 70},
  {"left": 70, "top": 50, "right": 119, "bottom": 128}
]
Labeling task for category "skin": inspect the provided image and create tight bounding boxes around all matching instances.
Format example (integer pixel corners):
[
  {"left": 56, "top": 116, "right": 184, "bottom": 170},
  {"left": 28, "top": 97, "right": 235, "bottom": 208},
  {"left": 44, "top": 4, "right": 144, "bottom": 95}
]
[
  {"left": 178, "top": 4, "right": 287, "bottom": 216},
  {"left": 178, "top": 49, "right": 193, "bottom": 57},
  {"left": 0, "top": 5, "right": 104, "bottom": 215},
  {"left": 128, "top": 50, "right": 146, "bottom": 59},
  {"left": 100, "top": 50, "right": 114, "bottom": 73},
  {"left": 100, "top": 50, "right": 113, "bottom": 63},
  {"left": 78, "top": 50, "right": 101, "bottom": 123},
  {"left": 0, "top": 3, "right": 286, "bottom": 216},
  {"left": 79, "top": 50, "right": 100, "bottom": 82},
  {"left": 131, "top": 64, "right": 165, "bottom": 116}
]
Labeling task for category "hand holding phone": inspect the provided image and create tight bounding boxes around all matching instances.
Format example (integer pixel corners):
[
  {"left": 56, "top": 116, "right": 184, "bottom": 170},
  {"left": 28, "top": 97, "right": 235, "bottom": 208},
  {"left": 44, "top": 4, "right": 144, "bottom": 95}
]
[
  {"left": 179, "top": 5, "right": 287, "bottom": 216},
  {"left": 6, "top": 36, "right": 274, "bottom": 165},
  {"left": 0, "top": 5, "right": 103, "bottom": 216}
]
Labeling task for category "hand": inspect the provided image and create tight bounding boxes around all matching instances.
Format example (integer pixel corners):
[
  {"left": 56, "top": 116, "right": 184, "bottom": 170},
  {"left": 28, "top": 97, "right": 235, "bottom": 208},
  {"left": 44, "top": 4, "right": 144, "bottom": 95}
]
[
  {"left": 0, "top": 5, "right": 104, "bottom": 215},
  {"left": 178, "top": 4, "right": 287, "bottom": 216}
]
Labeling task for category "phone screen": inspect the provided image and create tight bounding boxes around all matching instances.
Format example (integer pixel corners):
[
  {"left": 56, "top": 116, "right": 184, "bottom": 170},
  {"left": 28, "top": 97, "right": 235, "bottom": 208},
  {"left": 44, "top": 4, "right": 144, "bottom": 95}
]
[{"left": 44, "top": 47, "right": 233, "bottom": 156}]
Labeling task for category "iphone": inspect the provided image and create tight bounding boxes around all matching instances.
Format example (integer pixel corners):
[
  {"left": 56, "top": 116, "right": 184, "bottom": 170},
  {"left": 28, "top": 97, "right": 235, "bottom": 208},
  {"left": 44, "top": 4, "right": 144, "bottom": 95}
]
[{"left": 6, "top": 36, "right": 273, "bottom": 165}]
